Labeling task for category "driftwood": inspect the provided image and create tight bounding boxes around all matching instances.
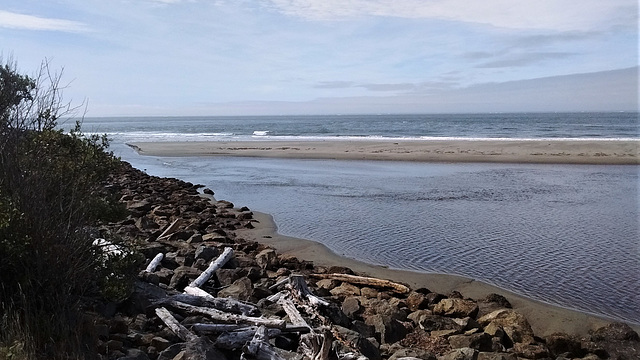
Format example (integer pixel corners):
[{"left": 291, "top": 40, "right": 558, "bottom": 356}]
[
  {"left": 290, "top": 274, "right": 329, "bottom": 306},
  {"left": 165, "top": 300, "right": 285, "bottom": 328},
  {"left": 278, "top": 297, "right": 310, "bottom": 329},
  {"left": 145, "top": 253, "right": 164, "bottom": 272},
  {"left": 156, "top": 219, "right": 183, "bottom": 241},
  {"left": 189, "top": 247, "right": 234, "bottom": 288},
  {"left": 155, "top": 307, "right": 197, "bottom": 342},
  {"left": 311, "top": 273, "right": 410, "bottom": 294},
  {"left": 300, "top": 328, "right": 334, "bottom": 360},
  {"left": 212, "top": 326, "right": 282, "bottom": 350},
  {"left": 194, "top": 323, "right": 310, "bottom": 334},
  {"left": 241, "top": 325, "right": 286, "bottom": 360},
  {"left": 182, "top": 287, "right": 259, "bottom": 315}
]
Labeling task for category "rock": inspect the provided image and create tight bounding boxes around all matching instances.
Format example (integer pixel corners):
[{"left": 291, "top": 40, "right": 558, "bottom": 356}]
[
  {"left": 342, "top": 296, "right": 362, "bottom": 318},
  {"left": 150, "top": 336, "right": 171, "bottom": 351},
  {"left": 360, "top": 287, "right": 379, "bottom": 298},
  {"left": 407, "top": 310, "right": 432, "bottom": 325},
  {"left": 157, "top": 343, "right": 184, "bottom": 360},
  {"left": 388, "top": 348, "right": 436, "bottom": 360},
  {"left": 215, "top": 268, "right": 245, "bottom": 286},
  {"left": 255, "top": 248, "right": 278, "bottom": 270},
  {"left": 545, "top": 333, "right": 584, "bottom": 358},
  {"left": 590, "top": 322, "right": 640, "bottom": 342},
  {"left": 203, "top": 188, "right": 214, "bottom": 195},
  {"left": 448, "top": 333, "right": 493, "bottom": 351},
  {"left": 330, "top": 282, "right": 361, "bottom": 297},
  {"left": 106, "top": 339, "right": 124, "bottom": 352},
  {"left": 194, "top": 245, "right": 218, "bottom": 262},
  {"left": 439, "top": 347, "right": 477, "bottom": 360},
  {"left": 417, "top": 314, "right": 463, "bottom": 332},
  {"left": 136, "top": 215, "right": 159, "bottom": 231},
  {"left": 315, "top": 279, "right": 340, "bottom": 289},
  {"left": 128, "top": 200, "right": 152, "bottom": 215},
  {"left": 117, "top": 348, "right": 150, "bottom": 360},
  {"left": 476, "top": 352, "right": 517, "bottom": 360},
  {"left": 183, "top": 337, "right": 228, "bottom": 360},
  {"left": 334, "top": 325, "right": 382, "bottom": 360},
  {"left": 433, "top": 299, "right": 479, "bottom": 319},
  {"left": 217, "top": 277, "right": 253, "bottom": 301},
  {"left": 406, "top": 292, "right": 431, "bottom": 311},
  {"left": 477, "top": 309, "right": 535, "bottom": 345},
  {"left": 365, "top": 314, "right": 408, "bottom": 344},
  {"left": 168, "top": 266, "right": 201, "bottom": 289},
  {"left": 512, "top": 342, "right": 549, "bottom": 359}
]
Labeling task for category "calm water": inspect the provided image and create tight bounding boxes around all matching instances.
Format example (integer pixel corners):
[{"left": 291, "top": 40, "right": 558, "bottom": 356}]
[{"left": 72, "top": 113, "right": 640, "bottom": 324}]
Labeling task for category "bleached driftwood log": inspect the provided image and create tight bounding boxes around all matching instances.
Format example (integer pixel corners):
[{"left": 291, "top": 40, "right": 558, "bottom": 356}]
[
  {"left": 290, "top": 274, "right": 329, "bottom": 306},
  {"left": 155, "top": 307, "right": 197, "bottom": 342},
  {"left": 189, "top": 247, "right": 234, "bottom": 288},
  {"left": 165, "top": 300, "right": 285, "bottom": 328},
  {"left": 311, "top": 273, "right": 410, "bottom": 294},
  {"left": 156, "top": 219, "right": 183, "bottom": 241},
  {"left": 300, "top": 328, "right": 333, "bottom": 360},
  {"left": 241, "top": 325, "right": 286, "bottom": 360},
  {"left": 182, "top": 287, "right": 259, "bottom": 315},
  {"left": 194, "top": 323, "right": 310, "bottom": 335},
  {"left": 278, "top": 297, "right": 310, "bottom": 329},
  {"left": 145, "top": 253, "right": 164, "bottom": 272}
]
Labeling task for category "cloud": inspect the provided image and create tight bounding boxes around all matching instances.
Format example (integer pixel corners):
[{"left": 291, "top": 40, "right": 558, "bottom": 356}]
[
  {"left": 0, "top": 10, "right": 88, "bottom": 32},
  {"left": 263, "top": 0, "right": 635, "bottom": 31},
  {"left": 477, "top": 52, "right": 576, "bottom": 68}
]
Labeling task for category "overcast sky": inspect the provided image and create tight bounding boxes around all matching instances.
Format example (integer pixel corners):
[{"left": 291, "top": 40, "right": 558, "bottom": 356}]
[{"left": 1, "top": 0, "right": 637, "bottom": 116}]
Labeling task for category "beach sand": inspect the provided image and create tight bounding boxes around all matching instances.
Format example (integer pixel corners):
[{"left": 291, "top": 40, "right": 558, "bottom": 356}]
[
  {"left": 131, "top": 139, "right": 640, "bottom": 336},
  {"left": 237, "top": 212, "right": 640, "bottom": 337},
  {"left": 129, "top": 139, "right": 639, "bottom": 164}
]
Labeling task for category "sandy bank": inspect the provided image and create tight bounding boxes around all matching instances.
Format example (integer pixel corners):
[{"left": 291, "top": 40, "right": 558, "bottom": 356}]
[
  {"left": 129, "top": 139, "right": 639, "bottom": 164},
  {"left": 236, "top": 211, "right": 640, "bottom": 337}
]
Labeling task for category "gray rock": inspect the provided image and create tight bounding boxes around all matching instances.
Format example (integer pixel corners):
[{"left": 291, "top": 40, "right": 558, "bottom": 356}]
[
  {"left": 365, "top": 314, "right": 408, "bottom": 344},
  {"left": 217, "top": 277, "right": 253, "bottom": 301},
  {"left": 433, "top": 299, "right": 479, "bottom": 319},
  {"left": 438, "top": 347, "right": 477, "bottom": 360},
  {"left": 194, "top": 245, "right": 218, "bottom": 262},
  {"left": 448, "top": 333, "right": 493, "bottom": 351},
  {"left": 342, "top": 296, "right": 362, "bottom": 318}
]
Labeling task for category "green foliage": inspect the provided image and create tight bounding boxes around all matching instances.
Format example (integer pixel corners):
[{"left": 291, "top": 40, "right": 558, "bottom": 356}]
[{"left": 0, "top": 59, "right": 133, "bottom": 358}]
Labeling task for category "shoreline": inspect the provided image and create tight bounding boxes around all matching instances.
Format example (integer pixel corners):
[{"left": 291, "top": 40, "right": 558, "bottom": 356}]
[
  {"left": 236, "top": 211, "right": 640, "bottom": 337},
  {"left": 129, "top": 139, "right": 639, "bottom": 164}
]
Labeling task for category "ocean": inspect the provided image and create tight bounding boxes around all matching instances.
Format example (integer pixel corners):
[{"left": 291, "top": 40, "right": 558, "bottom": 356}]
[{"left": 73, "top": 113, "right": 639, "bottom": 324}]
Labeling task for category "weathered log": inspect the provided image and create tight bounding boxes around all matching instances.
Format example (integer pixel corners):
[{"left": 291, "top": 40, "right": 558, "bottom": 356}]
[
  {"left": 242, "top": 325, "right": 286, "bottom": 360},
  {"left": 311, "top": 273, "right": 410, "bottom": 294},
  {"left": 165, "top": 300, "right": 285, "bottom": 328},
  {"left": 278, "top": 297, "right": 310, "bottom": 329},
  {"left": 183, "top": 287, "right": 259, "bottom": 315},
  {"left": 155, "top": 307, "right": 197, "bottom": 342},
  {"left": 157, "top": 219, "right": 183, "bottom": 240},
  {"left": 194, "top": 323, "right": 310, "bottom": 334},
  {"left": 268, "top": 276, "right": 291, "bottom": 291},
  {"left": 290, "top": 274, "right": 329, "bottom": 306},
  {"left": 189, "top": 247, "right": 234, "bottom": 288},
  {"left": 300, "top": 328, "right": 334, "bottom": 360},
  {"left": 213, "top": 326, "right": 282, "bottom": 350},
  {"left": 145, "top": 253, "right": 164, "bottom": 272}
]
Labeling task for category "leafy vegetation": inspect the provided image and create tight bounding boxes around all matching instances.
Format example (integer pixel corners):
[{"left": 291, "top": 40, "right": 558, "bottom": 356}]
[{"left": 0, "top": 59, "right": 137, "bottom": 358}]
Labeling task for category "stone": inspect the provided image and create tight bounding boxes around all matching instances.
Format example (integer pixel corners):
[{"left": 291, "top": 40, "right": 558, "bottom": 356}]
[
  {"left": 330, "top": 282, "right": 361, "bottom": 297},
  {"left": 342, "top": 296, "right": 362, "bottom": 318},
  {"left": 150, "top": 336, "right": 170, "bottom": 351},
  {"left": 360, "top": 287, "right": 379, "bottom": 298},
  {"left": 512, "top": 342, "right": 549, "bottom": 359},
  {"left": 477, "top": 352, "right": 517, "bottom": 360},
  {"left": 365, "top": 314, "right": 408, "bottom": 344},
  {"left": 215, "top": 268, "right": 245, "bottom": 286},
  {"left": 416, "top": 314, "right": 463, "bottom": 332},
  {"left": 217, "top": 277, "right": 253, "bottom": 301},
  {"left": 194, "top": 245, "right": 218, "bottom": 262},
  {"left": 590, "top": 322, "right": 640, "bottom": 342},
  {"left": 477, "top": 309, "right": 535, "bottom": 345},
  {"left": 433, "top": 299, "right": 479, "bottom": 319},
  {"left": 136, "top": 215, "right": 159, "bottom": 231},
  {"left": 448, "top": 333, "right": 493, "bottom": 351},
  {"left": 334, "top": 325, "right": 382, "bottom": 360},
  {"left": 117, "top": 348, "right": 150, "bottom": 360},
  {"left": 545, "top": 333, "right": 584, "bottom": 358},
  {"left": 168, "top": 266, "right": 201, "bottom": 289},
  {"left": 255, "top": 248, "right": 278, "bottom": 269},
  {"left": 439, "top": 347, "right": 477, "bottom": 360},
  {"left": 388, "top": 348, "right": 436, "bottom": 360},
  {"left": 406, "top": 292, "right": 430, "bottom": 311},
  {"left": 183, "top": 337, "right": 228, "bottom": 360},
  {"left": 315, "top": 278, "right": 340, "bottom": 290}
]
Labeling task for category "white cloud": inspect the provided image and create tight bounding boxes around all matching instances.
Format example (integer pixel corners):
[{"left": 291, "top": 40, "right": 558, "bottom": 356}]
[
  {"left": 264, "top": 0, "right": 635, "bottom": 31},
  {"left": 0, "top": 10, "right": 88, "bottom": 32}
]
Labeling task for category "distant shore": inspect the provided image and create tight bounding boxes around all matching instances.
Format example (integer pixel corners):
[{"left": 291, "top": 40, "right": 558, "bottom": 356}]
[{"left": 129, "top": 139, "right": 639, "bottom": 164}]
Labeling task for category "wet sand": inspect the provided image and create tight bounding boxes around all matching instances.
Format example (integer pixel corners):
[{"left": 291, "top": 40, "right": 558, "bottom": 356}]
[
  {"left": 129, "top": 139, "right": 639, "bottom": 164},
  {"left": 237, "top": 212, "right": 640, "bottom": 337}
]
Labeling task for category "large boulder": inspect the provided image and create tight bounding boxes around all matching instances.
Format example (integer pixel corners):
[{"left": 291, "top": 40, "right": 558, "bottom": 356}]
[
  {"left": 433, "top": 299, "right": 479, "bottom": 319},
  {"left": 478, "top": 309, "right": 535, "bottom": 345}
]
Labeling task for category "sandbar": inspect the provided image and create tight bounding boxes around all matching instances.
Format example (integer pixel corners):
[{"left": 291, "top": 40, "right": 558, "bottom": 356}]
[
  {"left": 129, "top": 139, "right": 639, "bottom": 164},
  {"left": 237, "top": 212, "right": 640, "bottom": 337}
]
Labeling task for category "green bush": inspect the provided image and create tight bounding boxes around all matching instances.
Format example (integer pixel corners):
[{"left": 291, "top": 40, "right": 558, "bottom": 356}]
[{"left": 0, "top": 59, "right": 134, "bottom": 358}]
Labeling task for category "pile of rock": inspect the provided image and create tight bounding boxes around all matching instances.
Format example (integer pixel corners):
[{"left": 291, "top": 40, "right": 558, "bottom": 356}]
[{"left": 90, "top": 162, "right": 639, "bottom": 360}]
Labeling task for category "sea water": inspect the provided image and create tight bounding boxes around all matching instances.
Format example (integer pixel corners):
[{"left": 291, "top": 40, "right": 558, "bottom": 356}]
[{"left": 72, "top": 113, "right": 639, "bottom": 324}]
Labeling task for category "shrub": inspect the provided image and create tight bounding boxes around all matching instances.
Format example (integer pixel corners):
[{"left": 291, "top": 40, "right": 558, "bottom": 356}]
[{"left": 0, "top": 59, "right": 132, "bottom": 358}]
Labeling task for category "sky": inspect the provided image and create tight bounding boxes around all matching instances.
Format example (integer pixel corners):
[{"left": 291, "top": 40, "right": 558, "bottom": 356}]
[{"left": 0, "top": 0, "right": 638, "bottom": 116}]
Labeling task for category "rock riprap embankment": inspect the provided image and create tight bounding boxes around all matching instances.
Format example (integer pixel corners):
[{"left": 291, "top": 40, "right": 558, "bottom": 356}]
[{"left": 90, "top": 162, "right": 639, "bottom": 360}]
